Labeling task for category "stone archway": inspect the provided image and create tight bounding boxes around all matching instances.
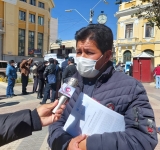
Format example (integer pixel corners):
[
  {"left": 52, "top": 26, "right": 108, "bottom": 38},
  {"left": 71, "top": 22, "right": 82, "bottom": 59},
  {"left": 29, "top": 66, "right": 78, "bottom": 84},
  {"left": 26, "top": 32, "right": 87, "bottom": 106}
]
[
  {"left": 144, "top": 49, "right": 154, "bottom": 56},
  {"left": 123, "top": 50, "right": 131, "bottom": 63}
]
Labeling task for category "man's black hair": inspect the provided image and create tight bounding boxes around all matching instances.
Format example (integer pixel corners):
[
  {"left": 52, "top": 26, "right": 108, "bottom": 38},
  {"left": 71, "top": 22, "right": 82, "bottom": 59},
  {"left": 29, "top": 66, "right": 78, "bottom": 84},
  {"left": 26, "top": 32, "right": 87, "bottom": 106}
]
[
  {"left": 75, "top": 24, "right": 113, "bottom": 54},
  {"left": 9, "top": 60, "right": 15, "bottom": 64},
  {"left": 49, "top": 58, "right": 54, "bottom": 64}
]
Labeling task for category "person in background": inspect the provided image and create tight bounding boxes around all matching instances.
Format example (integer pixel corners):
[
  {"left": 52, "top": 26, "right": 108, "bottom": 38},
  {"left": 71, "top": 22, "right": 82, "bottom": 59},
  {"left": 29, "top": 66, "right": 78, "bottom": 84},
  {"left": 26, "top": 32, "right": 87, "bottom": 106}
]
[
  {"left": 154, "top": 64, "right": 160, "bottom": 89},
  {"left": 48, "top": 24, "right": 157, "bottom": 150},
  {"left": 32, "top": 62, "right": 39, "bottom": 93},
  {"left": 6, "top": 60, "right": 17, "bottom": 98},
  {"left": 61, "top": 55, "right": 68, "bottom": 72},
  {"left": 116, "top": 62, "right": 124, "bottom": 72},
  {"left": 37, "top": 61, "right": 46, "bottom": 99},
  {"left": 40, "top": 58, "right": 58, "bottom": 104},
  {"left": 0, "top": 101, "right": 65, "bottom": 146},
  {"left": 20, "top": 58, "right": 33, "bottom": 95},
  {"left": 129, "top": 63, "right": 133, "bottom": 76},
  {"left": 62, "top": 57, "right": 77, "bottom": 83},
  {"left": 54, "top": 59, "right": 62, "bottom": 99}
]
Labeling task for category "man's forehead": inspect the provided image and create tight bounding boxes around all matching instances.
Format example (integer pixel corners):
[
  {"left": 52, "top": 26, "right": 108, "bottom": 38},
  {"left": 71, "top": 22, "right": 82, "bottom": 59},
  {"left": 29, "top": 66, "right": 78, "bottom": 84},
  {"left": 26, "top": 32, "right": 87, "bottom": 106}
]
[{"left": 77, "top": 39, "right": 97, "bottom": 47}]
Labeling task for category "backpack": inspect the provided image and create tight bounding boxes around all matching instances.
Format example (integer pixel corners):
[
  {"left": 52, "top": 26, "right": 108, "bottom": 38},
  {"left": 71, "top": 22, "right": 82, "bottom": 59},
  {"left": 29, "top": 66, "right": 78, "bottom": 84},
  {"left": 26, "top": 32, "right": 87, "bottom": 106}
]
[{"left": 47, "top": 65, "right": 58, "bottom": 84}]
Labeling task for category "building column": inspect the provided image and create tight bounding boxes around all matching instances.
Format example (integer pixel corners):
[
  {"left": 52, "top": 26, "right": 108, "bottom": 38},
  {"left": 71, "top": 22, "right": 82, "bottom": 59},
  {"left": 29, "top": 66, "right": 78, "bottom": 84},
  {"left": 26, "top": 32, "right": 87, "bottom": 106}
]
[
  {"left": 25, "top": 10, "right": 29, "bottom": 56},
  {"left": 34, "top": 12, "right": 38, "bottom": 49}
]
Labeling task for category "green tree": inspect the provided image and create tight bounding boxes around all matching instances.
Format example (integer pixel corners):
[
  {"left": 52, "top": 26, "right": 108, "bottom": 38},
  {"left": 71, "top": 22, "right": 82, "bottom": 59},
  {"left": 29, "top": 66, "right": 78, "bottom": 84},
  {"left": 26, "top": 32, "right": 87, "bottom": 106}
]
[{"left": 131, "top": 0, "right": 160, "bottom": 29}]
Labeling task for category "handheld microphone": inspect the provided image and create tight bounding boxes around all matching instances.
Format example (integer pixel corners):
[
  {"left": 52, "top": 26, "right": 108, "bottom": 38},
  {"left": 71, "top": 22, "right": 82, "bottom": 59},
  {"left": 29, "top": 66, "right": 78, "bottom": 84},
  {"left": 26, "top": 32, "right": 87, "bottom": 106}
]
[{"left": 52, "top": 77, "right": 78, "bottom": 113}]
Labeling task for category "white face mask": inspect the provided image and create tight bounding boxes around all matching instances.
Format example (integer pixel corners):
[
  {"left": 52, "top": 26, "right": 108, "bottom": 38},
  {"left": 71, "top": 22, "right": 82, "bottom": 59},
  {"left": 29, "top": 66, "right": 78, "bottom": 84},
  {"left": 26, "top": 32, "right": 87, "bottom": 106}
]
[{"left": 76, "top": 56, "right": 102, "bottom": 78}]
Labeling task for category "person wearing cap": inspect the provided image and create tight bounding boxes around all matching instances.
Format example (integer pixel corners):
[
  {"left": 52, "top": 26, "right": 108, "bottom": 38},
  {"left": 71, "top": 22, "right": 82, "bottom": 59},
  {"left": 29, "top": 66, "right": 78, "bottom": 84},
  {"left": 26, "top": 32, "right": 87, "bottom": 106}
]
[
  {"left": 6, "top": 60, "right": 17, "bottom": 98},
  {"left": 62, "top": 57, "right": 77, "bottom": 83}
]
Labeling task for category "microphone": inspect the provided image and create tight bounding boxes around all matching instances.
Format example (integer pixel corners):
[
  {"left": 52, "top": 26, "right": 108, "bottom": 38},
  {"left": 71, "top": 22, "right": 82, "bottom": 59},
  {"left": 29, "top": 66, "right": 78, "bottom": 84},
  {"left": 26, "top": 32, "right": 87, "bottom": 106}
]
[{"left": 52, "top": 77, "right": 78, "bottom": 113}]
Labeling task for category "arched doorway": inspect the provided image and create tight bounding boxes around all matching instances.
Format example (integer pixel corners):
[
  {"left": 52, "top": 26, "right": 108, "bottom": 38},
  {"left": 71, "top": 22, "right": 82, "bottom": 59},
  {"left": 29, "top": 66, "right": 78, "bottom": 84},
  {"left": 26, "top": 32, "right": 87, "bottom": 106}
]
[
  {"left": 144, "top": 49, "right": 154, "bottom": 56},
  {"left": 123, "top": 50, "right": 131, "bottom": 63}
]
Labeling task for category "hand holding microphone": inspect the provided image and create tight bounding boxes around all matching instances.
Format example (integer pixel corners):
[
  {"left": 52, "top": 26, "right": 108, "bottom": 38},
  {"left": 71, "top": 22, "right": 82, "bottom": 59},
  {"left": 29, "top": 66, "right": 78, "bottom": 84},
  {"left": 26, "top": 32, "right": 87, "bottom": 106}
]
[{"left": 52, "top": 78, "right": 78, "bottom": 114}]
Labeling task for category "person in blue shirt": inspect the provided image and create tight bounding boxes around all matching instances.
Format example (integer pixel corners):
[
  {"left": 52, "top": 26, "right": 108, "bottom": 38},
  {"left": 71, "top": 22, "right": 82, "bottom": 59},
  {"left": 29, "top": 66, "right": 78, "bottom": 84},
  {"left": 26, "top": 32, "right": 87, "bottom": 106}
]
[{"left": 6, "top": 60, "right": 17, "bottom": 98}]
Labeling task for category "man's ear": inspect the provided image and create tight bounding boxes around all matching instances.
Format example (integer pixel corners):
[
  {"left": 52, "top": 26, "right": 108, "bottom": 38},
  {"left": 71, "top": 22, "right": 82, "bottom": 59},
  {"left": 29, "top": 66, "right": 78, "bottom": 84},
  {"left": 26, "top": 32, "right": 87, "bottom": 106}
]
[{"left": 95, "top": 50, "right": 112, "bottom": 70}]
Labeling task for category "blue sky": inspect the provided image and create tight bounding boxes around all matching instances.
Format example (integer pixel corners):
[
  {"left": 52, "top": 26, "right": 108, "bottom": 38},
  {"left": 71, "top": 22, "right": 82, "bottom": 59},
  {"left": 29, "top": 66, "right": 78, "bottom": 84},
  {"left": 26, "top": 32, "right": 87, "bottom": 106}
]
[{"left": 51, "top": 0, "right": 119, "bottom": 40}]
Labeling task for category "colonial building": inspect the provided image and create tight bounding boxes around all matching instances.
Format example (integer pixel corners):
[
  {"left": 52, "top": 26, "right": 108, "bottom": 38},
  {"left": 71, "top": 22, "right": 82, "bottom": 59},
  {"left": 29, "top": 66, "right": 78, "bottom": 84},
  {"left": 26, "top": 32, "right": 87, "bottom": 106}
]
[
  {"left": 0, "top": 0, "right": 55, "bottom": 61},
  {"left": 50, "top": 40, "right": 76, "bottom": 58},
  {"left": 115, "top": 0, "right": 160, "bottom": 66},
  {"left": 50, "top": 39, "right": 116, "bottom": 60}
]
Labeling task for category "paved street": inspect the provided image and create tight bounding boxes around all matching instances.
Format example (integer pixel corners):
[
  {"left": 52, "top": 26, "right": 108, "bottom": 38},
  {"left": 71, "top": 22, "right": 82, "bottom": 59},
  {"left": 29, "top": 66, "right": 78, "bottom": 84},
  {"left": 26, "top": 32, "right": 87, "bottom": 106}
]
[{"left": 0, "top": 82, "right": 160, "bottom": 150}]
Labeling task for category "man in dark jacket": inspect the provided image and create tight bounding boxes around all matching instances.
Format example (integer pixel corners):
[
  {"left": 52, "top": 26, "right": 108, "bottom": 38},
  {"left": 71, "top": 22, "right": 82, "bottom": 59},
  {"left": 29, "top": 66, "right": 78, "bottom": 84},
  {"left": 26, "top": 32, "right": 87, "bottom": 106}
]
[
  {"left": 62, "top": 57, "right": 77, "bottom": 82},
  {"left": 61, "top": 55, "right": 68, "bottom": 72},
  {"left": 40, "top": 58, "right": 58, "bottom": 104},
  {"left": 6, "top": 60, "right": 17, "bottom": 98},
  {"left": 0, "top": 101, "right": 65, "bottom": 146},
  {"left": 48, "top": 24, "right": 157, "bottom": 150}
]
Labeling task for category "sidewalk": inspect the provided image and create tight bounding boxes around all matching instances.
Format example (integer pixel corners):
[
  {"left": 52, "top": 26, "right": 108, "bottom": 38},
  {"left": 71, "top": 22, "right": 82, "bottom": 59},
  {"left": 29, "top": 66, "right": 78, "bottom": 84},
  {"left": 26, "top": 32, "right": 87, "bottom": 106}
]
[{"left": 0, "top": 82, "right": 160, "bottom": 149}]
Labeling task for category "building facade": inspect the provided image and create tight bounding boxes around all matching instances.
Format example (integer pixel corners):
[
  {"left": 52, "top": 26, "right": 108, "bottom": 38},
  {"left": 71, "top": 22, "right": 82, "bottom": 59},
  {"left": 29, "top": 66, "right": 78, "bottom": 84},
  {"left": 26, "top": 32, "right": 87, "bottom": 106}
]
[
  {"left": 0, "top": 0, "right": 54, "bottom": 61},
  {"left": 50, "top": 17, "right": 58, "bottom": 44},
  {"left": 50, "top": 40, "right": 76, "bottom": 58},
  {"left": 115, "top": 0, "right": 160, "bottom": 66}
]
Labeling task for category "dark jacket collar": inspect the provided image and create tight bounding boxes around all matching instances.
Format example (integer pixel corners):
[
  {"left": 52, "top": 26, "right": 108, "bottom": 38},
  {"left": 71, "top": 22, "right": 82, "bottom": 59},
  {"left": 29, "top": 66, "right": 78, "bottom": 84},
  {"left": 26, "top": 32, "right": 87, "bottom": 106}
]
[{"left": 73, "top": 61, "right": 115, "bottom": 89}]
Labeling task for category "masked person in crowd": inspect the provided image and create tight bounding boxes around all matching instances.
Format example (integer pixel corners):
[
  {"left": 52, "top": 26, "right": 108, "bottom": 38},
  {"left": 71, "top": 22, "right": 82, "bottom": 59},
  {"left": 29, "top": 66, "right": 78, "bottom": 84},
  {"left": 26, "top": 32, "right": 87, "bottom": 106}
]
[
  {"left": 40, "top": 58, "right": 58, "bottom": 104},
  {"left": 20, "top": 58, "right": 33, "bottom": 95},
  {"left": 62, "top": 57, "right": 77, "bottom": 83},
  {"left": 0, "top": 101, "right": 65, "bottom": 146},
  {"left": 6, "top": 60, "right": 17, "bottom": 98},
  {"left": 32, "top": 62, "right": 39, "bottom": 93},
  {"left": 48, "top": 24, "right": 157, "bottom": 150}
]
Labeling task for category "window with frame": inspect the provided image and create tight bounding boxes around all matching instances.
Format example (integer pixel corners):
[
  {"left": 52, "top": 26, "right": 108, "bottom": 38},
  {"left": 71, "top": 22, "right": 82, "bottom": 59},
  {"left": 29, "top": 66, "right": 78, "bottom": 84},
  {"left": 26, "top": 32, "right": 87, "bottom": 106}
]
[
  {"left": 145, "top": 23, "right": 154, "bottom": 38},
  {"left": 125, "top": 24, "right": 133, "bottom": 39},
  {"left": 20, "top": 0, "right": 26, "bottom": 2},
  {"left": 38, "top": 16, "right": 44, "bottom": 25},
  {"left": 38, "top": 2, "right": 44, "bottom": 8},
  {"left": 29, "top": 14, "right": 35, "bottom": 23},
  {"left": 37, "top": 33, "right": 43, "bottom": 56},
  {"left": 30, "top": 0, "right": 36, "bottom": 6},
  {"left": 28, "top": 31, "right": 35, "bottom": 50},
  {"left": 18, "top": 29, "right": 25, "bottom": 56},
  {"left": 19, "top": 11, "right": 26, "bottom": 21}
]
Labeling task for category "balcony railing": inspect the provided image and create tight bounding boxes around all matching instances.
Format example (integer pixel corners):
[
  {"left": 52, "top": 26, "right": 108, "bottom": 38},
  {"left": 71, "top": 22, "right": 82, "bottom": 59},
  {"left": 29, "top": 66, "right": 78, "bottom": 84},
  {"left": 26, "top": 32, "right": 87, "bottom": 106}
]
[{"left": 117, "top": 37, "right": 139, "bottom": 46}]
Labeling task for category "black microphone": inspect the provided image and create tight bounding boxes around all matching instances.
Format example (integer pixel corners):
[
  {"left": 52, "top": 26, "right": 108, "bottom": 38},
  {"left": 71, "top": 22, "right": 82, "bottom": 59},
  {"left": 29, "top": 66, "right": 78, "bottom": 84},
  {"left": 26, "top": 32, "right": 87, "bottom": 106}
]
[{"left": 52, "top": 77, "right": 78, "bottom": 113}]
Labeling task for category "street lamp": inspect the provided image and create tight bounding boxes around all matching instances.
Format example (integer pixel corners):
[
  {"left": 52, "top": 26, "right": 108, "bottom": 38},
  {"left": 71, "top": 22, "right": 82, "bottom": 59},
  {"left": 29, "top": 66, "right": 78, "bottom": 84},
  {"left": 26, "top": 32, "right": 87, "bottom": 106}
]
[
  {"left": 65, "top": 9, "right": 89, "bottom": 23},
  {"left": 65, "top": 0, "right": 108, "bottom": 24}
]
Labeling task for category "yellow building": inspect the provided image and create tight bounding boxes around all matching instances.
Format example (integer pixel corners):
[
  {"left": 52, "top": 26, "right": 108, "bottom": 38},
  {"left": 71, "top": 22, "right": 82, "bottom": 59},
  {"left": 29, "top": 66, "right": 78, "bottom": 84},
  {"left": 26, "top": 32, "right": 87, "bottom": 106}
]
[
  {"left": 115, "top": 0, "right": 160, "bottom": 66},
  {"left": 0, "top": 0, "right": 54, "bottom": 61}
]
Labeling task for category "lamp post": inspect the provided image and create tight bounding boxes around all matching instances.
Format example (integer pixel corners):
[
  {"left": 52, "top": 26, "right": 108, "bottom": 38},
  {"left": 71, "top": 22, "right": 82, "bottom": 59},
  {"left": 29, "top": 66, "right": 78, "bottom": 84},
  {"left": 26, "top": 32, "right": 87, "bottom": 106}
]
[
  {"left": 65, "top": 9, "right": 89, "bottom": 23},
  {"left": 65, "top": 0, "right": 108, "bottom": 24}
]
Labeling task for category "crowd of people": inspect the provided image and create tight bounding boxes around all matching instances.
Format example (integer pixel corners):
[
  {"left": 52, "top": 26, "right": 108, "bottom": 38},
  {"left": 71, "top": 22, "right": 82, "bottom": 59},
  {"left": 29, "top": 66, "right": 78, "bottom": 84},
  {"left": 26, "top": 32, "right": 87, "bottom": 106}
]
[{"left": 5, "top": 56, "right": 77, "bottom": 104}]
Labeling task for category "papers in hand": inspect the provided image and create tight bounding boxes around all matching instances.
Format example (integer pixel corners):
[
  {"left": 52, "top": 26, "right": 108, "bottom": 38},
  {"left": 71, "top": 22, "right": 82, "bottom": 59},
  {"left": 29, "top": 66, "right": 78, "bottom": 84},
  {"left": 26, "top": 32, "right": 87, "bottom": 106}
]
[{"left": 63, "top": 93, "right": 125, "bottom": 137}]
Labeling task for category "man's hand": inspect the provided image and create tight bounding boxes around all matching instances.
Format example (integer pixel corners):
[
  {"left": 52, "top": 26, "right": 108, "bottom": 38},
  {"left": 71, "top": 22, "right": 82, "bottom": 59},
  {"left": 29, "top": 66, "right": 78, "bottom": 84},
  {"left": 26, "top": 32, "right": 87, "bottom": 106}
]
[
  {"left": 37, "top": 100, "right": 65, "bottom": 126},
  {"left": 79, "top": 139, "right": 87, "bottom": 150},
  {"left": 67, "top": 135, "right": 86, "bottom": 150}
]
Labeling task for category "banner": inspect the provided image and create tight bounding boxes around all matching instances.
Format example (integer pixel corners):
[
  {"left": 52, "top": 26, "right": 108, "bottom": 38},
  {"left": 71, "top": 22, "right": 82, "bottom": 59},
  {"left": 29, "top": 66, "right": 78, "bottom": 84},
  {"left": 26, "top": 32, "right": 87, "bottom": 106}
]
[
  {"left": 3, "top": 0, "right": 17, "bottom": 5},
  {"left": 34, "top": 49, "right": 41, "bottom": 55},
  {"left": 28, "top": 49, "right": 42, "bottom": 55}
]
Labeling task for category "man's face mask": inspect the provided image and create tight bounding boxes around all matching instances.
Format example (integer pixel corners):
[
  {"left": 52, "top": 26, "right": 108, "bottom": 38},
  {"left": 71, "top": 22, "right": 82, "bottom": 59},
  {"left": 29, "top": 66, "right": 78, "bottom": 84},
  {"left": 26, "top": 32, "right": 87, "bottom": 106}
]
[{"left": 76, "top": 55, "right": 103, "bottom": 78}]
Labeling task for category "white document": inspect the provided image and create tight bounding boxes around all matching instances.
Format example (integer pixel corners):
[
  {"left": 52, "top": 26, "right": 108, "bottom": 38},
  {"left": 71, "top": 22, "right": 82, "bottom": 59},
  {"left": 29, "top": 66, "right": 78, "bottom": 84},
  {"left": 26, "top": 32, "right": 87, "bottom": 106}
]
[{"left": 63, "top": 93, "right": 125, "bottom": 137}]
